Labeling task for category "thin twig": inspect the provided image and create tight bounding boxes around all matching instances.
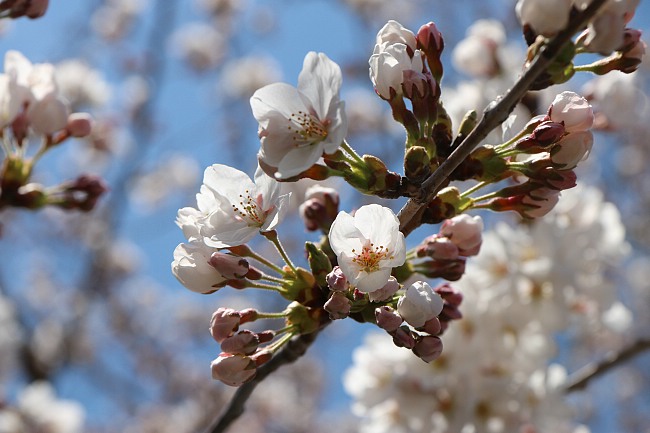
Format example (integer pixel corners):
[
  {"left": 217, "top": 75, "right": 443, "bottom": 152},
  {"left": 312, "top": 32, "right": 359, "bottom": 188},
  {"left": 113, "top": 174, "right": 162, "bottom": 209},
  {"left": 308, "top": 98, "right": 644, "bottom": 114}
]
[
  {"left": 397, "top": 0, "right": 609, "bottom": 236},
  {"left": 205, "top": 330, "right": 322, "bottom": 433},
  {"left": 563, "top": 337, "right": 650, "bottom": 393}
]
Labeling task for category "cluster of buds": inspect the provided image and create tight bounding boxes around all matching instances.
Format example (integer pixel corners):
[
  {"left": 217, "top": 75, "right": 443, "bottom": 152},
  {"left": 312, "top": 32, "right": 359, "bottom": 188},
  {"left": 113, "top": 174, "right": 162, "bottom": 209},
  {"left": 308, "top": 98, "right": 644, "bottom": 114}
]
[
  {"left": 0, "top": 0, "right": 48, "bottom": 19},
  {"left": 0, "top": 51, "right": 105, "bottom": 213},
  {"left": 412, "top": 214, "right": 483, "bottom": 281}
]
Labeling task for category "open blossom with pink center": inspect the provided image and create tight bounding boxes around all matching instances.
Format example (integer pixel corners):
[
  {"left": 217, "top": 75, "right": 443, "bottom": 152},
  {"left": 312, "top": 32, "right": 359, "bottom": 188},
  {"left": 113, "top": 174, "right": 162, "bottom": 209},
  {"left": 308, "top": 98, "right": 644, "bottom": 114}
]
[
  {"left": 188, "top": 164, "right": 290, "bottom": 248},
  {"left": 548, "top": 91, "right": 594, "bottom": 133},
  {"left": 250, "top": 51, "right": 347, "bottom": 179},
  {"left": 329, "top": 204, "right": 406, "bottom": 293},
  {"left": 397, "top": 281, "right": 444, "bottom": 328}
]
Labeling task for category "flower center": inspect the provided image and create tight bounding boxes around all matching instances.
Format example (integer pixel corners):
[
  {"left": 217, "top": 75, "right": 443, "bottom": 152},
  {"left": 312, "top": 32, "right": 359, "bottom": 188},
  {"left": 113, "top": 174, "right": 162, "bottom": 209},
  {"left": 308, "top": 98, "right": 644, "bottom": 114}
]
[
  {"left": 351, "top": 243, "right": 393, "bottom": 273},
  {"left": 288, "top": 110, "right": 329, "bottom": 146},
  {"left": 232, "top": 190, "right": 266, "bottom": 227}
]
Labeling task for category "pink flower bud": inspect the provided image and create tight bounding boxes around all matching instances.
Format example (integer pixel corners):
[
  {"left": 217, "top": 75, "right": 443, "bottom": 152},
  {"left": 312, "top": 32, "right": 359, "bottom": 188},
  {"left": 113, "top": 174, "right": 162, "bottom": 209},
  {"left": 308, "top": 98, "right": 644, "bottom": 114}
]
[
  {"left": 326, "top": 266, "right": 348, "bottom": 292},
  {"left": 210, "top": 308, "right": 241, "bottom": 343},
  {"left": 413, "top": 335, "right": 443, "bottom": 362},
  {"left": 368, "top": 276, "right": 400, "bottom": 302},
  {"left": 220, "top": 330, "right": 260, "bottom": 355},
  {"left": 391, "top": 326, "right": 416, "bottom": 349},
  {"left": 299, "top": 185, "right": 340, "bottom": 232},
  {"left": 66, "top": 113, "right": 93, "bottom": 137},
  {"left": 439, "top": 214, "right": 483, "bottom": 256},
  {"left": 29, "top": 95, "right": 69, "bottom": 135},
  {"left": 26, "top": 0, "right": 49, "bottom": 18},
  {"left": 416, "top": 22, "right": 444, "bottom": 54},
  {"left": 550, "top": 131, "right": 593, "bottom": 169},
  {"left": 417, "top": 237, "right": 459, "bottom": 260},
  {"left": 210, "top": 353, "right": 256, "bottom": 386},
  {"left": 375, "top": 306, "right": 403, "bottom": 332},
  {"left": 422, "top": 317, "right": 442, "bottom": 335},
  {"left": 434, "top": 283, "right": 463, "bottom": 307},
  {"left": 548, "top": 91, "right": 594, "bottom": 133},
  {"left": 522, "top": 188, "right": 560, "bottom": 218},
  {"left": 209, "top": 252, "right": 250, "bottom": 279},
  {"left": 324, "top": 291, "right": 352, "bottom": 320},
  {"left": 397, "top": 281, "right": 444, "bottom": 328},
  {"left": 60, "top": 174, "right": 108, "bottom": 211},
  {"left": 531, "top": 121, "right": 565, "bottom": 146}
]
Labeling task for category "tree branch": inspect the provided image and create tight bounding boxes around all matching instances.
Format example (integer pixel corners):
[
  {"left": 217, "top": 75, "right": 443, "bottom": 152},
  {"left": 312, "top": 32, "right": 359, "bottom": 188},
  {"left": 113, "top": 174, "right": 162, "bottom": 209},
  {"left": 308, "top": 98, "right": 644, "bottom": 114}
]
[
  {"left": 563, "top": 337, "right": 650, "bottom": 393},
  {"left": 397, "top": 0, "right": 609, "bottom": 236},
  {"left": 205, "top": 330, "right": 322, "bottom": 433}
]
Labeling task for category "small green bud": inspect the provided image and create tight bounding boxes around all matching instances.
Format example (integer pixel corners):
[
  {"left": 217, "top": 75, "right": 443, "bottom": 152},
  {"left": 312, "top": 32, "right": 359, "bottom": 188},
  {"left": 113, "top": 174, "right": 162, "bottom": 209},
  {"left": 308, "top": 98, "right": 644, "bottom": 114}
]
[
  {"left": 404, "top": 146, "right": 431, "bottom": 182},
  {"left": 305, "top": 242, "right": 332, "bottom": 287}
]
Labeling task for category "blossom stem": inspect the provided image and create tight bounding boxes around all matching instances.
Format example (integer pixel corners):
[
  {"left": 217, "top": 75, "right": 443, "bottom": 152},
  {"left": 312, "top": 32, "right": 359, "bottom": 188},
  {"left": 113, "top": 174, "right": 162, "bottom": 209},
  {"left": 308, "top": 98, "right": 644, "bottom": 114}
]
[
  {"left": 236, "top": 245, "right": 286, "bottom": 275},
  {"left": 468, "top": 191, "right": 498, "bottom": 203},
  {"left": 266, "top": 330, "right": 297, "bottom": 354},
  {"left": 573, "top": 63, "right": 598, "bottom": 73},
  {"left": 246, "top": 281, "right": 288, "bottom": 295},
  {"left": 255, "top": 311, "right": 289, "bottom": 320},
  {"left": 460, "top": 181, "right": 489, "bottom": 198},
  {"left": 259, "top": 273, "right": 287, "bottom": 284},
  {"left": 262, "top": 230, "right": 298, "bottom": 275},
  {"left": 341, "top": 140, "right": 365, "bottom": 166}
]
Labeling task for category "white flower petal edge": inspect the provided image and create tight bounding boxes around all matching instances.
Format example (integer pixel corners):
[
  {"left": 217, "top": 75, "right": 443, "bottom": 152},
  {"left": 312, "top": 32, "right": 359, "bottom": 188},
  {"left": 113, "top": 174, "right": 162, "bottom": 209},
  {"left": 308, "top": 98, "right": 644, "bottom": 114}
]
[
  {"left": 329, "top": 204, "right": 406, "bottom": 293},
  {"left": 182, "top": 164, "right": 289, "bottom": 248},
  {"left": 250, "top": 51, "right": 348, "bottom": 179}
]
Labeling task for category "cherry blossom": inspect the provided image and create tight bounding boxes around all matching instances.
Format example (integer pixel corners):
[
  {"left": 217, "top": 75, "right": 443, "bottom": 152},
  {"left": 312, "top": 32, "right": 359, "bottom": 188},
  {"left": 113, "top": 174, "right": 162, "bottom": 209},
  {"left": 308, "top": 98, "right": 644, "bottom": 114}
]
[
  {"left": 250, "top": 51, "right": 347, "bottom": 179},
  {"left": 171, "top": 242, "right": 225, "bottom": 294},
  {"left": 548, "top": 91, "right": 594, "bottom": 133},
  {"left": 329, "top": 204, "right": 406, "bottom": 293},
  {"left": 192, "top": 164, "right": 290, "bottom": 248}
]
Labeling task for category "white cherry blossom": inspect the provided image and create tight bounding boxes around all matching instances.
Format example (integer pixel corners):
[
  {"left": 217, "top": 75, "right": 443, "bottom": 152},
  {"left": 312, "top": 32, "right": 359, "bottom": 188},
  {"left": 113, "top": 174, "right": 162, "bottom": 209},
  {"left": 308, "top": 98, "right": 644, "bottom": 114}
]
[
  {"left": 548, "top": 91, "right": 594, "bottom": 133},
  {"left": 198, "top": 164, "right": 290, "bottom": 248},
  {"left": 250, "top": 51, "right": 347, "bottom": 179},
  {"left": 329, "top": 204, "right": 406, "bottom": 293}
]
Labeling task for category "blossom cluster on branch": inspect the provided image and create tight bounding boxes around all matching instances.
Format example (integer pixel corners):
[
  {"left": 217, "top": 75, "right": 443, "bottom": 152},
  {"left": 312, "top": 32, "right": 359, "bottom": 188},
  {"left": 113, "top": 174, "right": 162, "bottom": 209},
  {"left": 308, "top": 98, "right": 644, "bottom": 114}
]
[{"left": 171, "top": 1, "right": 645, "bottom": 413}]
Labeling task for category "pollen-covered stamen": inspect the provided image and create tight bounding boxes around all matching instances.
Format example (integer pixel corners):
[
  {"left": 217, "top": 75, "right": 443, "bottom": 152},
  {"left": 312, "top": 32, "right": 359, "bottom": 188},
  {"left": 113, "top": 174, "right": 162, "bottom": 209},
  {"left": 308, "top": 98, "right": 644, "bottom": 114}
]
[
  {"left": 287, "top": 110, "right": 329, "bottom": 146},
  {"left": 232, "top": 190, "right": 267, "bottom": 227},
  {"left": 351, "top": 243, "right": 394, "bottom": 273}
]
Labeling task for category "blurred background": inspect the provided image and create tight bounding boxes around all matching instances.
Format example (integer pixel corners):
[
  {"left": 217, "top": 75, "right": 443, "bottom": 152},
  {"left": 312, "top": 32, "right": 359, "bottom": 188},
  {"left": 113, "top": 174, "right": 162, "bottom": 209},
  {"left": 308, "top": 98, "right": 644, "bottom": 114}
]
[{"left": 1, "top": 0, "right": 650, "bottom": 432}]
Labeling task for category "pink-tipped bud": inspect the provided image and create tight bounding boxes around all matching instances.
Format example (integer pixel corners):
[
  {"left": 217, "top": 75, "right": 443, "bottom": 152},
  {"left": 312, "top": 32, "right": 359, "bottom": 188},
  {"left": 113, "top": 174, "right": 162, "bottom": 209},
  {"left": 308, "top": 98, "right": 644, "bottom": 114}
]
[
  {"left": 522, "top": 188, "right": 561, "bottom": 218},
  {"left": 66, "top": 113, "right": 93, "bottom": 138},
  {"left": 210, "top": 308, "right": 241, "bottom": 343},
  {"left": 423, "top": 317, "right": 442, "bottom": 335},
  {"left": 59, "top": 174, "right": 108, "bottom": 212},
  {"left": 210, "top": 353, "right": 256, "bottom": 387},
  {"left": 375, "top": 306, "right": 403, "bottom": 332},
  {"left": 416, "top": 22, "right": 444, "bottom": 80},
  {"left": 368, "top": 276, "right": 400, "bottom": 302},
  {"left": 324, "top": 291, "right": 352, "bottom": 320},
  {"left": 238, "top": 308, "right": 259, "bottom": 324},
  {"left": 299, "top": 185, "right": 340, "bottom": 232},
  {"left": 220, "top": 330, "right": 261, "bottom": 355},
  {"left": 391, "top": 326, "right": 416, "bottom": 349},
  {"left": 413, "top": 335, "right": 443, "bottom": 362},
  {"left": 531, "top": 121, "right": 565, "bottom": 146},
  {"left": 417, "top": 237, "right": 459, "bottom": 260},
  {"left": 209, "top": 252, "right": 250, "bottom": 279},
  {"left": 548, "top": 91, "right": 594, "bottom": 133},
  {"left": 326, "top": 266, "right": 348, "bottom": 292},
  {"left": 550, "top": 131, "right": 593, "bottom": 170},
  {"left": 439, "top": 214, "right": 483, "bottom": 256},
  {"left": 434, "top": 283, "right": 463, "bottom": 307}
]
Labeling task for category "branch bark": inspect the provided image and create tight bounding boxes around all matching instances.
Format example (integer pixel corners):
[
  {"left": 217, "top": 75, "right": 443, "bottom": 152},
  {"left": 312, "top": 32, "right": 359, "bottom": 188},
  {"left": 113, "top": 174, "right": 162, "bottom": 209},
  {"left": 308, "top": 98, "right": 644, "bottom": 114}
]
[
  {"left": 205, "top": 330, "right": 322, "bottom": 433},
  {"left": 563, "top": 337, "right": 650, "bottom": 393},
  {"left": 397, "top": 0, "right": 609, "bottom": 236}
]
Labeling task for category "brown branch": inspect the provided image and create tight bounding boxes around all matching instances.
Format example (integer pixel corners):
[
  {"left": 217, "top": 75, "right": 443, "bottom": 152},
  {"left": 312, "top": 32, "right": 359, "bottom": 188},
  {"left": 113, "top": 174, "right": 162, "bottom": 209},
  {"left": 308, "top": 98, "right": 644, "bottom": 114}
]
[
  {"left": 204, "top": 330, "right": 322, "bottom": 433},
  {"left": 563, "top": 337, "right": 650, "bottom": 393},
  {"left": 397, "top": 0, "right": 609, "bottom": 236}
]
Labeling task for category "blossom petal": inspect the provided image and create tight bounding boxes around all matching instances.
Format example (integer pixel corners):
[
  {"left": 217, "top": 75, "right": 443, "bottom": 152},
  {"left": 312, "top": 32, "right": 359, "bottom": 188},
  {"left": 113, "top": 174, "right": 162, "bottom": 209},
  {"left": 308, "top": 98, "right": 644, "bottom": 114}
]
[
  {"left": 276, "top": 144, "right": 324, "bottom": 179},
  {"left": 297, "top": 52, "right": 342, "bottom": 120}
]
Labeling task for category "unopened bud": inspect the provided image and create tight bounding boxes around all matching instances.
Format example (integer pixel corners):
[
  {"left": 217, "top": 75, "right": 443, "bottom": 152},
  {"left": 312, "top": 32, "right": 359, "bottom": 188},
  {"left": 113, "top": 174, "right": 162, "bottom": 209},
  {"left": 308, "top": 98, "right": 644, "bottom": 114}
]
[
  {"left": 59, "top": 174, "right": 108, "bottom": 211},
  {"left": 550, "top": 131, "right": 593, "bottom": 169},
  {"left": 211, "top": 353, "right": 256, "bottom": 387},
  {"left": 368, "top": 276, "right": 400, "bottom": 302},
  {"left": 324, "top": 291, "right": 352, "bottom": 320},
  {"left": 375, "top": 306, "right": 403, "bottom": 332},
  {"left": 210, "top": 308, "right": 241, "bottom": 343},
  {"left": 434, "top": 283, "right": 463, "bottom": 307},
  {"left": 66, "top": 113, "right": 93, "bottom": 138},
  {"left": 220, "top": 330, "right": 260, "bottom": 355},
  {"left": 326, "top": 266, "right": 348, "bottom": 292},
  {"left": 300, "top": 185, "right": 339, "bottom": 232},
  {"left": 417, "top": 237, "right": 460, "bottom": 261},
  {"left": 422, "top": 317, "right": 442, "bottom": 335},
  {"left": 404, "top": 145, "right": 431, "bottom": 182},
  {"left": 439, "top": 214, "right": 483, "bottom": 256},
  {"left": 413, "top": 335, "right": 443, "bottom": 362},
  {"left": 416, "top": 21, "right": 444, "bottom": 80},
  {"left": 392, "top": 326, "right": 416, "bottom": 349},
  {"left": 209, "top": 252, "right": 249, "bottom": 279}
]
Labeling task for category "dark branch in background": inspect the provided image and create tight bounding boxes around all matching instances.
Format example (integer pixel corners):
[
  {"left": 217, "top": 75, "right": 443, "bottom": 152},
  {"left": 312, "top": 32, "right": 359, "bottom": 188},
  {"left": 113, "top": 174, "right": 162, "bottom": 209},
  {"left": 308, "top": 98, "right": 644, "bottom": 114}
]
[
  {"left": 205, "top": 331, "right": 322, "bottom": 433},
  {"left": 563, "top": 337, "right": 650, "bottom": 393},
  {"left": 397, "top": 0, "right": 609, "bottom": 236}
]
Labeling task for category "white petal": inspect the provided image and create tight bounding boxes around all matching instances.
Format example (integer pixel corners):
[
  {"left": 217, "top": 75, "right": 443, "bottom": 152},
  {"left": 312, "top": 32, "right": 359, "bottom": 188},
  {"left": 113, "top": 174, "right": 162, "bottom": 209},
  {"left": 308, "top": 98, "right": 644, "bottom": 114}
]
[
  {"left": 297, "top": 52, "right": 342, "bottom": 120},
  {"left": 276, "top": 144, "right": 324, "bottom": 179},
  {"left": 329, "top": 211, "right": 366, "bottom": 255}
]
